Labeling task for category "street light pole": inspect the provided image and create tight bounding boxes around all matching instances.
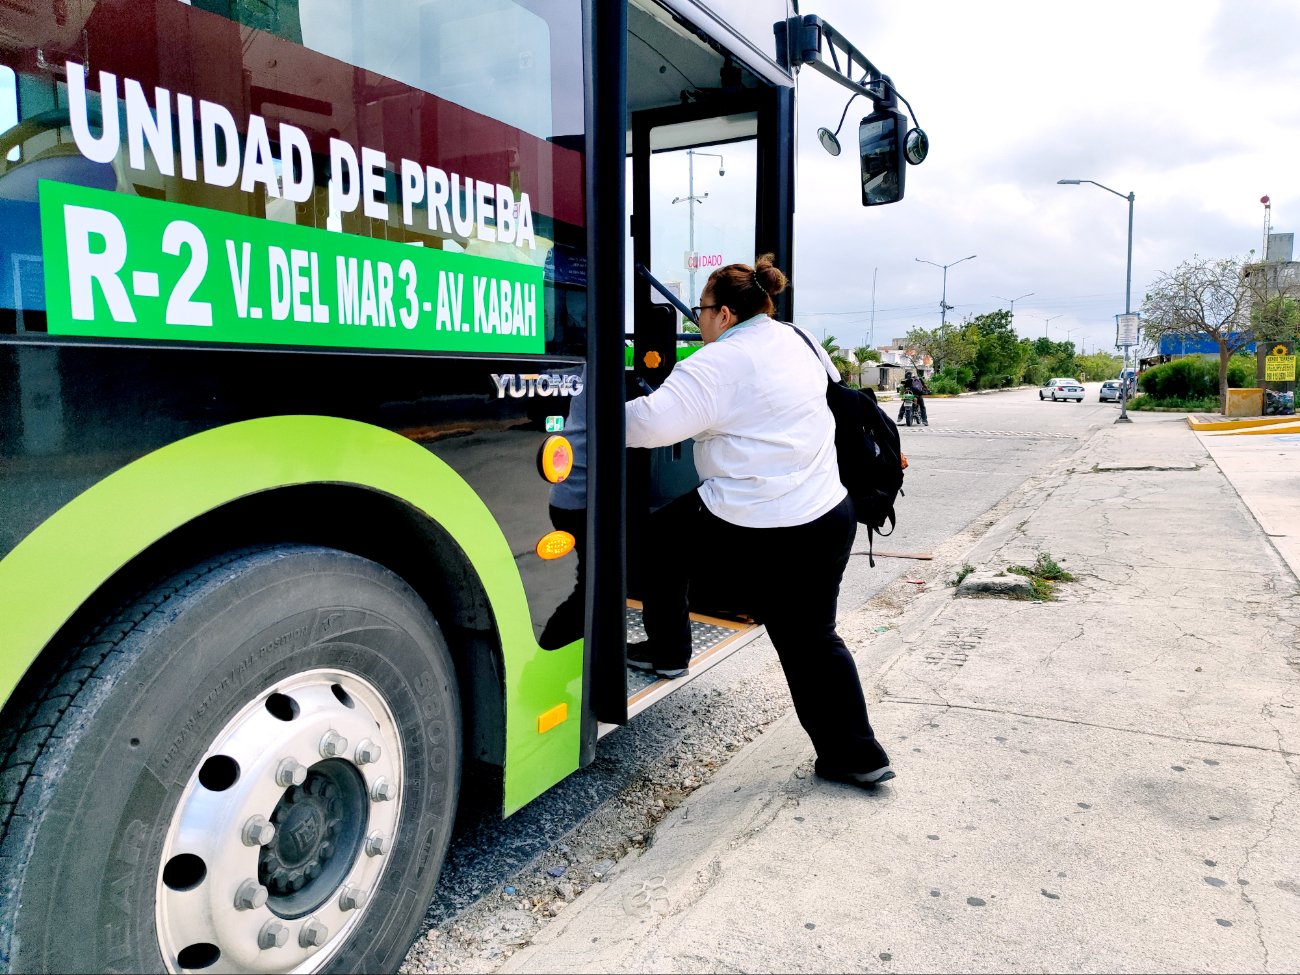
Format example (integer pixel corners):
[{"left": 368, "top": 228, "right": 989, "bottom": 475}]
[
  {"left": 672, "top": 150, "right": 725, "bottom": 306},
  {"left": 994, "top": 291, "right": 1034, "bottom": 335},
  {"left": 916, "top": 254, "right": 977, "bottom": 327},
  {"left": 1058, "top": 178, "right": 1135, "bottom": 423},
  {"left": 1041, "top": 314, "right": 1062, "bottom": 339}
]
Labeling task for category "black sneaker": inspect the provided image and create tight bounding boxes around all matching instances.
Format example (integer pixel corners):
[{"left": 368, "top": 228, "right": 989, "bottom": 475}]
[
  {"left": 626, "top": 642, "right": 689, "bottom": 679},
  {"left": 814, "top": 757, "right": 896, "bottom": 787}
]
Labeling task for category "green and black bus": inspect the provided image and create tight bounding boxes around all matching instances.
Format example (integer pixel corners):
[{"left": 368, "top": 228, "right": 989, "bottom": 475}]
[{"left": 0, "top": 1, "right": 920, "bottom": 969}]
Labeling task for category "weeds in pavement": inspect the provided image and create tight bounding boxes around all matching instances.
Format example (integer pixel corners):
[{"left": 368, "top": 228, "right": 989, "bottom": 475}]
[
  {"left": 951, "top": 563, "right": 976, "bottom": 587},
  {"left": 1006, "top": 551, "right": 1074, "bottom": 600}
]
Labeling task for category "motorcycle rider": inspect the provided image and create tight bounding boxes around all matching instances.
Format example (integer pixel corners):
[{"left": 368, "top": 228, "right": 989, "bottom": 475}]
[{"left": 896, "top": 370, "right": 930, "bottom": 426}]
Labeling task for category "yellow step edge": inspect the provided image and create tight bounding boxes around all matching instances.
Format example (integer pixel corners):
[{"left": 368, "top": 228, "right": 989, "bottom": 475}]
[
  {"left": 1208, "top": 423, "right": 1300, "bottom": 436},
  {"left": 1187, "top": 415, "right": 1299, "bottom": 432}
]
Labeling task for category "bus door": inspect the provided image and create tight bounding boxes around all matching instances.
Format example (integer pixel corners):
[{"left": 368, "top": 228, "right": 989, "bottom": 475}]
[{"left": 610, "top": 3, "right": 796, "bottom": 724}]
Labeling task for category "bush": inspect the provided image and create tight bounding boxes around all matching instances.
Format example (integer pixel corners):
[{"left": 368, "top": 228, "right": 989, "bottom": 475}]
[
  {"left": 1138, "top": 357, "right": 1218, "bottom": 399},
  {"left": 1127, "top": 393, "right": 1220, "bottom": 412},
  {"left": 1227, "top": 353, "right": 1255, "bottom": 388},
  {"left": 936, "top": 365, "right": 973, "bottom": 390},
  {"left": 928, "top": 375, "right": 963, "bottom": 395},
  {"left": 1138, "top": 354, "right": 1257, "bottom": 404},
  {"left": 1023, "top": 362, "right": 1053, "bottom": 387}
]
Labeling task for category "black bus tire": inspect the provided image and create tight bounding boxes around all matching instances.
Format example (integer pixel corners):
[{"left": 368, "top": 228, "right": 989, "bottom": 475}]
[{"left": 0, "top": 544, "right": 461, "bottom": 974}]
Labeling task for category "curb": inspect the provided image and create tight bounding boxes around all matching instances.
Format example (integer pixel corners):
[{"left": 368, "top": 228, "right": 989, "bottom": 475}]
[
  {"left": 1186, "top": 414, "right": 1300, "bottom": 433},
  {"left": 1190, "top": 416, "right": 1300, "bottom": 434}
]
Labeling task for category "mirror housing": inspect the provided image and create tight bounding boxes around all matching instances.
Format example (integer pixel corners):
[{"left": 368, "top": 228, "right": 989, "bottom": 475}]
[{"left": 859, "top": 107, "right": 907, "bottom": 206}]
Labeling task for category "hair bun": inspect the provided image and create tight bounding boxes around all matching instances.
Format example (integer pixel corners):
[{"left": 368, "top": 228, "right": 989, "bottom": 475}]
[{"left": 754, "top": 253, "right": 788, "bottom": 296}]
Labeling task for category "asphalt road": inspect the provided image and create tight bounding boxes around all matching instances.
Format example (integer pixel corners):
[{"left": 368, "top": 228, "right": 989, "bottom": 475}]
[{"left": 422, "top": 383, "right": 1125, "bottom": 927}]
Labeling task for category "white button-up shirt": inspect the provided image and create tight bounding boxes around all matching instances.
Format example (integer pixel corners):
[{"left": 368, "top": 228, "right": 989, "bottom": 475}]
[{"left": 626, "top": 315, "right": 846, "bottom": 528}]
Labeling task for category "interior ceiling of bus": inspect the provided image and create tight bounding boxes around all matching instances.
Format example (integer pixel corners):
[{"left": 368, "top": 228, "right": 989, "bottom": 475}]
[{"left": 626, "top": 0, "right": 763, "bottom": 117}]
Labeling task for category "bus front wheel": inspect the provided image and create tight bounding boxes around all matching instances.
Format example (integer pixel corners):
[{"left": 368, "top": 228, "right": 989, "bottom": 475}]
[{"left": 0, "top": 544, "right": 461, "bottom": 974}]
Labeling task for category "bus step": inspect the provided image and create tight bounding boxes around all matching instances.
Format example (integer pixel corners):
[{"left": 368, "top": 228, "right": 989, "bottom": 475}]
[{"left": 607, "top": 601, "right": 764, "bottom": 730}]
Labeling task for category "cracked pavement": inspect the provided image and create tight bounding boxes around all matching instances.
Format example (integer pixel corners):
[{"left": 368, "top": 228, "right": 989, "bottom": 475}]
[{"left": 498, "top": 413, "right": 1300, "bottom": 974}]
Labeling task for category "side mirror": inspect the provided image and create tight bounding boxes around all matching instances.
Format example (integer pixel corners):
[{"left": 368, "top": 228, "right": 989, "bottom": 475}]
[{"left": 859, "top": 107, "right": 907, "bottom": 206}]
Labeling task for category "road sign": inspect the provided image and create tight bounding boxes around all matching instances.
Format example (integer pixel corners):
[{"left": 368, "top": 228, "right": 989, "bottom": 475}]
[{"left": 1117, "top": 313, "right": 1139, "bottom": 347}]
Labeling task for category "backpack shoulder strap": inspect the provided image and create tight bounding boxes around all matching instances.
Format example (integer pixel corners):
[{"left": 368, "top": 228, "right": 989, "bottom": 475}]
[{"left": 781, "top": 322, "right": 836, "bottom": 381}]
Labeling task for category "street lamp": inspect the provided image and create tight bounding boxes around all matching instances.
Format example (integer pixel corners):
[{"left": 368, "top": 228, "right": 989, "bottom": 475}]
[
  {"left": 1039, "top": 313, "right": 1062, "bottom": 338},
  {"left": 916, "top": 254, "right": 976, "bottom": 327},
  {"left": 672, "top": 150, "right": 725, "bottom": 305},
  {"left": 1058, "top": 178, "right": 1135, "bottom": 423},
  {"left": 994, "top": 291, "right": 1034, "bottom": 334}
]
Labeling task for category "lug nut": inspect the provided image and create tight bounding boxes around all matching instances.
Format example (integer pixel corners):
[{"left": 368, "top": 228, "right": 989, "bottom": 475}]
[
  {"left": 276, "top": 758, "right": 307, "bottom": 787},
  {"left": 364, "top": 832, "right": 389, "bottom": 857},
  {"left": 242, "top": 815, "right": 276, "bottom": 847},
  {"left": 339, "top": 885, "right": 370, "bottom": 912},
  {"left": 258, "top": 920, "right": 290, "bottom": 949},
  {"left": 235, "top": 879, "right": 269, "bottom": 911},
  {"left": 355, "top": 739, "right": 382, "bottom": 765},
  {"left": 299, "top": 918, "right": 329, "bottom": 948},
  {"left": 370, "top": 778, "right": 397, "bottom": 802},
  {"left": 319, "top": 730, "right": 349, "bottom": 759}
]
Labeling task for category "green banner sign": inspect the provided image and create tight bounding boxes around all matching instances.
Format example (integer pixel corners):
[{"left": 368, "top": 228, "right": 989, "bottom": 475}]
[{"left": 38, "top": 181, "right": 544, "bottom": 354}]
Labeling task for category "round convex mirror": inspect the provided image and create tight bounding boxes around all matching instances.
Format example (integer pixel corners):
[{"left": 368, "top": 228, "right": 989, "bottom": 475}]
[
  {"left": 817, "top": 127, "right": 842, "bottom": 156},
  {"left": 904, "top": 127, "right": 929, "bottom": 165}
]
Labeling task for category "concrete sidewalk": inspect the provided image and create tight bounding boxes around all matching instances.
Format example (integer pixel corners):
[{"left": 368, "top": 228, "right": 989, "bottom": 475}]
[{"left": 503, "top": 414, "right": 1300, "bottom": 974}]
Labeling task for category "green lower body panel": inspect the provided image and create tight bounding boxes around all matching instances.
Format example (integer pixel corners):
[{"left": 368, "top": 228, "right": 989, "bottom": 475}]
[{"left": 0, "top": 415, "right": 580, "bottom": 814}]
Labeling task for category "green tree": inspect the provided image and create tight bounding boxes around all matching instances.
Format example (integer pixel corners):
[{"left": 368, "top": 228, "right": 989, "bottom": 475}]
[
  {"left": 852, "top": 345, "right": 880, "bottom": 387},
  {"left": 967, "top": 310, "right": 1030, "bottom": 388},
  {"left": 1024, "top": 336, "right": 1079, "bottom": 383},
  {"left": 1141, "top": 255, "right": 1256, "bottom": 410},
  {"left": 904, "top": 322, "right": 978, "bottom": 373},
  {"left": 1250, "top": 295, "right": 1300, "bottom": 345},
  {"left": 1076, "top": 351, "right": 1124, "bottom": 382},
  {"left": 820, "top": 335, "right": 854, "bottom": 382}
]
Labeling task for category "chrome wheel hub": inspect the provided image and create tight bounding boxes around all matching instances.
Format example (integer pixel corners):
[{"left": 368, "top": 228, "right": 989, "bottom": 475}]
[{"left": 156, "top": 670, "right": 403, "bottom": 973}]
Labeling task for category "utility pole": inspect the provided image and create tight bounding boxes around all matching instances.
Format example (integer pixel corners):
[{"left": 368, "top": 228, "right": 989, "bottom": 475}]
[
  {"left": 994, "top": 292, "right": 1034, "bottom": 336},
  {"left": 672, "top": 150, "right": 725, "bottom": 306},
  {"left": 1058, "top": 178, "right": 1136, "bottom": 423},
  {"left": 869, "top": 267, "right": 877, "bottom": 347},
  {"left": 916, "top": 255, "right": 977, "bottom": 327}
]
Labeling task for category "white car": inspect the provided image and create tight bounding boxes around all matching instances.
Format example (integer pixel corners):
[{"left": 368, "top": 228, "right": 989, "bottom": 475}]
[
  {"left": 1099, "top": 380, "right": 1122, "bottom": 402},
  {"left": 1040, "top": 377, "right": 1084, "bottom": 402}
]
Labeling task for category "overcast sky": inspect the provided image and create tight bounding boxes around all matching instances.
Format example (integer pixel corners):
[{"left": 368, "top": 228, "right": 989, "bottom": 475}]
[{"left": 785, "top": 0, "right": 1300, "bottom": 357}]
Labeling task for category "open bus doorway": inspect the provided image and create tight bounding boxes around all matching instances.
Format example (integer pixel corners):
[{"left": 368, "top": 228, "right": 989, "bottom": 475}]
[{"left": 610, "top": 0, "right": 794, "bottom": 725}]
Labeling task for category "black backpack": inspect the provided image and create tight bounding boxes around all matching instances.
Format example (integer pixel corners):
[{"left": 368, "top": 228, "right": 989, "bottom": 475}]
[{"left": 787, "top": 326, "right": 906, "bottom": 566}]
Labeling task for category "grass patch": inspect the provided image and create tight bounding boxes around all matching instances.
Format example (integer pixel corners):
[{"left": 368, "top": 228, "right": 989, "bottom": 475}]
[
  {"left": 1005, "top": 551, "right": 1074, "bottom": 600},
  {"left": 951, "top": 563, "right": 975, "bottom": 587},
  {"left": 1127, "top": 393, "right": 1220, "bottom": 412}
]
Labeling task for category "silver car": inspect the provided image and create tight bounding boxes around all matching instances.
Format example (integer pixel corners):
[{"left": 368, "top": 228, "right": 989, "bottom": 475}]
[{"left": 1099, "top": 380, "right": 1122, "bottom": 402}]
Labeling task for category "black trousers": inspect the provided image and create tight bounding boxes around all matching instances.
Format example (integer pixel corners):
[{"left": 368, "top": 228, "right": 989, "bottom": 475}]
[
  {"left": 897, "top": 394, "right": 927, "bottom": 423},
  {"left": 643, "top": 492, "right": 887, "bottom": 771}
]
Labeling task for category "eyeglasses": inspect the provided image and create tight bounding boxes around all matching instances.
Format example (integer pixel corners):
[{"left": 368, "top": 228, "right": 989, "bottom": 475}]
[{"left": 691, "top": 304, "right": 718, "bottom": 319}]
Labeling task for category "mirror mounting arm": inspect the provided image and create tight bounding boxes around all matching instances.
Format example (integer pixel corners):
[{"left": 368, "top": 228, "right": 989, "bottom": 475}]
[{"left": 776, "top": 16, "right": 893, "bottom": 106}]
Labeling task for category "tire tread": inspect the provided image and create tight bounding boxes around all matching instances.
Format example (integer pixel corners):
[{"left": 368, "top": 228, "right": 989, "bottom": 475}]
[{"left": 0, "top": 551, "right": 254, "bottom": 893}]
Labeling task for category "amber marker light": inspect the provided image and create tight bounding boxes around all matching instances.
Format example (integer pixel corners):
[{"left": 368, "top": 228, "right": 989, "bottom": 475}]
[
  {"left": 537, "top": 435, "right": 574, "bottom": 483},
  {"left": 537, "top": 703, "right": 568, "bottom": 734},
  {"left": 643, "top": 350, "right": 663, "bottom": 369},
  {"left": 535, "top": 530, "right": 575, "bottom": 560}
]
